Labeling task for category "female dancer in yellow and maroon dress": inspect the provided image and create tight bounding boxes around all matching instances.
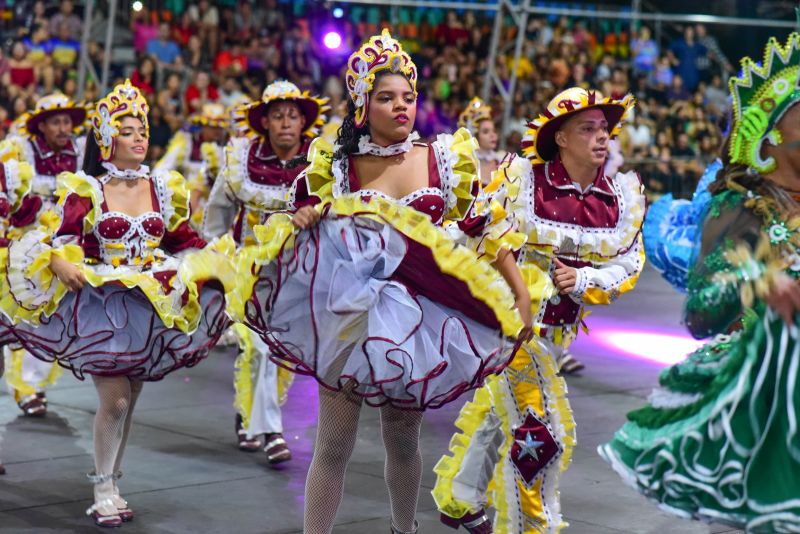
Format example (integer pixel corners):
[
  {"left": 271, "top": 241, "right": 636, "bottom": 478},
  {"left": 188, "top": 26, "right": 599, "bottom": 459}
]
[
  {"left": 229, "top": 30, "right": 533, "bottom": 534},
  {"left": 0, "top": 81, "right": 232, "bottom": 527}
]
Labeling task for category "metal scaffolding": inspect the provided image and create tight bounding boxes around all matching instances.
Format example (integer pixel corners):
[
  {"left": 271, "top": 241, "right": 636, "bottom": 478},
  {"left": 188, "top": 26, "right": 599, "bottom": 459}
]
[
  {"left": 76, "top": 0, "right": 118, "bottom": 99},
  {"left": 339, "top": 0, "right": 797, "bottom": 137}
]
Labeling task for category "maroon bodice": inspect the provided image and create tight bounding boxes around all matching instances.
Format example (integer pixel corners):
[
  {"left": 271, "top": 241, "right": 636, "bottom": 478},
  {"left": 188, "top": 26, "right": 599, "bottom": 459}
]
[
  {"left": 96, "top": 213, "right": 165, "bottom": 240},
  {"left": 347, "top": 143, "right": 447, "bottom": 224}
]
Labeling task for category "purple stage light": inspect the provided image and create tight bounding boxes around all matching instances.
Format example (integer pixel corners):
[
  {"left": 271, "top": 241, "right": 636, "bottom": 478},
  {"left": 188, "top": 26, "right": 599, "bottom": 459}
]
[
  {"left": 594, "top": 329, "right": 704, "bottom": 366},
  {"left": 324, "top": 31, "right": 343, "bottom": 50}
]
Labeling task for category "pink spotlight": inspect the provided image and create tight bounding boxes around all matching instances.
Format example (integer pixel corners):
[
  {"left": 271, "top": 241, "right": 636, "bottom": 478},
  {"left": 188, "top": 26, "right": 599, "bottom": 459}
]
[
  {"left": 594, "top": 330, "right": 704, "bottom": 366},
  {"left": 324, "top": 31, "right": 342, "bottom": 50}
]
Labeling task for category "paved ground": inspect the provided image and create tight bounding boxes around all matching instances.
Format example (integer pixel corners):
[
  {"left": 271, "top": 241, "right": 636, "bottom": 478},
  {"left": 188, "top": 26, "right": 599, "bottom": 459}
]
[{"left": 0, "top": 266, "right": 744, "bottom": 533}]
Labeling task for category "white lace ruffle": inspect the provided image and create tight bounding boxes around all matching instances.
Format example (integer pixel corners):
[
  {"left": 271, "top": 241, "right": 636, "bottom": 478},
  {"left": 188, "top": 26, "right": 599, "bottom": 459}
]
[
  {"left": 355, "top": 132, "right": 420, "bottom": 157},
  {"left": 100, "top": 162, "right": 151, "bottom": 182}
]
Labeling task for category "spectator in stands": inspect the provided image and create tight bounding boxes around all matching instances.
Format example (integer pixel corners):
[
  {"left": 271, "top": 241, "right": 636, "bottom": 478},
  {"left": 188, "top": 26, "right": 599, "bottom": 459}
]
[
  {"left": 218, "top": 76, "right": 245, "bottom": 108},
  {"left": 50, "top": 22, "right": 80, "bottom": 74},
  {"left": 130, "top": 55, "right": 156, "bottom": 98},
  {"left": 187, "top": 0, "right": 220, "bottom": 56},
  {"left": 172, "top": 12, "right": 194, "bottom": 48},
  {"left": 23, "top": 23, "right": 54, "bottom": 93},
  {"left": 232, "top": 2, "right": 256, "bottom": 42},
  {"left": 183, "top": 34, "right": 212, "bottom": 73},
  {"left": 666, "top": 74, "right": 690, "bottom": 103},
  {"left": 625, "top": 112, "right": 652, "bottom": 157},
  {"left": 695, "top": 24, "right": 732, "bottom": 77},
  {"left": 214, "top": 40, "right": 247, "bottom": 78},
  {"left": 19, "top": 0, "right": 48, "bottom": 38},
  {"left": 49, "top": 0, "right": 82, "bottom": 42},
  {"left": 157, "top": 72, "right": 184, "bottom": 130},
  {"left": 147, "top": 104, "right": 173, "bottom": 161},
  {"left": 131, "top": 7, "right": 158, "bottom": 54},
  {"left": 668, "top": 26, "right": 707, "bottom": 92},
  {"left": 147, "top": 22, "right": 183, "bottom": 74},
  {"left": 704, "top": 73, "right": 728, "bottom": 116},
  {"left": 4, "top": 41, "right": 37, "bottom": 100},
  {"left": 632, "top": 26, "right": 659, "bottom": 75},
  {"left": 184, "top": 71, "right": 218, "bottom": 114}
]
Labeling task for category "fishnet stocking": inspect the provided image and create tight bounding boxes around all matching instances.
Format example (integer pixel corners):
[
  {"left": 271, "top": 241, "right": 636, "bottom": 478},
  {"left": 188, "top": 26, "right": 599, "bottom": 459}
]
[
  {"left": 91, "top": 376, "right": 138, "bottom": 506},
  {"left": 380, "top": 405, "right": 423, "bottom": 532},
  {"left": 304, "top": 385, "right": 363, "bottom": 534},
  {"left": 303, "top": 384, "right": 423, "bottom": 534},
  {"left": 112, "top": 380, "right": 142, "bottom": 506},
  {"left": 113, "top": 380, "right": 143, "bottom": 474}
]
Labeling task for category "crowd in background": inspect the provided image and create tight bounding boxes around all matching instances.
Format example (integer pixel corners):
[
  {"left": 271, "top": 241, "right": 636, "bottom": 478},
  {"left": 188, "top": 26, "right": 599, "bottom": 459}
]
[{"left": 0, "top": 0, "right": 746, "bottom": 197}]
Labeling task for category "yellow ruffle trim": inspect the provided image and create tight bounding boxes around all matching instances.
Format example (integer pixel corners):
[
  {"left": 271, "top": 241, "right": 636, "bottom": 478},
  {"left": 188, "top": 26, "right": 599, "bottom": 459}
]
[
  {"left": 232, "top": 323, "right": 295, "bottom": 429},
  {"left": 431, "top": 381, "right": 497, "bottom": 519},
  {"left": 162, "top": 170, "right": 192, "bottom": 232},
  {"left": 229, "top": 195, "right": 523, "bottom": 338},
  {"left": 4, "top": 347, "right": 63, "bottom": 396},
  {"left": 2, "top": 158, "right": 34, "bottom": 214},
  {"left": 2, "top": 228, "right": 237, "bottom": 334},
  {"left": 232, "top": 322, "right": 256, "bottom": 429},
  {"left": 441, "top": 128, "right": 482, "bottom": 221},
  {"left": 432, "top": 341, "right": 576, "bottom": 533}
]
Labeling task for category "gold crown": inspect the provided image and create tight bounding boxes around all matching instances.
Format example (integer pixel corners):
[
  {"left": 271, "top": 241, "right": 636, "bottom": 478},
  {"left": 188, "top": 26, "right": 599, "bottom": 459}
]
[
  {"left": 728, "top": 33, "right": 800, "bottom": 172},
  {"left": 92, "top": 80, "right": 149, "bottom": 161},
  {"left": 345, "top": 29, "right": 417, "bottom": 128},
  {"left": 457, "top": 97, "right": 493, "bottom": 133}
]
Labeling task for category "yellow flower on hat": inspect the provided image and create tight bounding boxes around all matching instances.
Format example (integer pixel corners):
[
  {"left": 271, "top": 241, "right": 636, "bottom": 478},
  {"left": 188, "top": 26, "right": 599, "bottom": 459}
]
[{"left": 521, "top": 87, "right": 634, "bottom": 165}]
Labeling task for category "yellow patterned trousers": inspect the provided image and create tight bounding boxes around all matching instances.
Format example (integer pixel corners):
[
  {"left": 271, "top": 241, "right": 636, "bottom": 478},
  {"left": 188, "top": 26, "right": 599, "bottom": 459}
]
[{"left": 433, "top": 337, "right": 576, "bottom": 533}]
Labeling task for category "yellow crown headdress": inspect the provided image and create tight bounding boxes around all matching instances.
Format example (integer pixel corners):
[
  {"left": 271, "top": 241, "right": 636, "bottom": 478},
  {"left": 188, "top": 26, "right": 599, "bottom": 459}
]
[
  {"left": 91, "top": 80, "right": 149, "bottom": 161},
  {"left": 237, "top": 80, "right": 329, "bottom": 140},
  {"left": 728, "top": 33, "right": 800, "bottom": 173},
  {"left": 457, "top": 97, "right": 493, "bottom": 133},
  {"left": 17, "top": 93, "right": 91, "bottom": 140},
  {"left": 346, "top": 29, "right": 418, "bottom": 128},
  {"left": 521, "top": 87, "right": 634, "bottom": 165}
]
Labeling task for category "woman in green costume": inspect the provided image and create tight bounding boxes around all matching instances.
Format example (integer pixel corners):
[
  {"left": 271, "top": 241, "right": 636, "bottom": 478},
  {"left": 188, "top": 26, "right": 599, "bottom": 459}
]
[{"left": 599, "top": 33, "right": 800, "bottom": 532}]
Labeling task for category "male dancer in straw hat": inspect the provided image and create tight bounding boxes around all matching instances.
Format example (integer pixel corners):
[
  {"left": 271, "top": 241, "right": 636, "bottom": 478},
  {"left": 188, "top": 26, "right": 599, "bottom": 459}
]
[
  {"left": 203, "top": 80, "right": 328, "bottom": 466},
  {"left": 434, "top": 87, "right": 646, "bottom": 534},
  {"left": 1, "top": 93, "right": 90, "bottom": 417}
]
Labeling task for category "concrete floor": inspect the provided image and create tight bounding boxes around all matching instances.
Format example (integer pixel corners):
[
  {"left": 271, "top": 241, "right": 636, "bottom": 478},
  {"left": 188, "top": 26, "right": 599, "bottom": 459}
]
[{"left": 0, "top": 266, "right": 744, "bottom": 533}]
